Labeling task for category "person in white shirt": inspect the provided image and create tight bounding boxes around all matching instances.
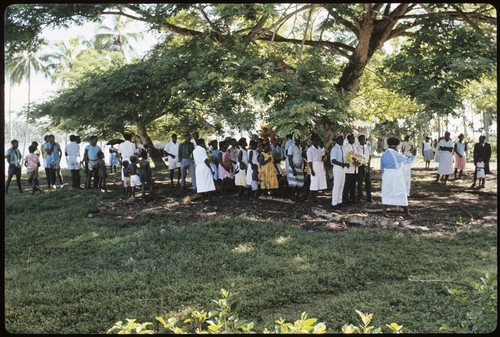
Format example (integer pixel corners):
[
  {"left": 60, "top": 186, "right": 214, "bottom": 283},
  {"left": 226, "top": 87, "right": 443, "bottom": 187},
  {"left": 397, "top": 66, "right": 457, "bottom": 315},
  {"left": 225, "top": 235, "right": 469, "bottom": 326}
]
[
  {"left": 163, "top": 133, "right": 181, "bottom": 186},
  {"left": 356, "top": 134, "right": 372, "bottom": 202},
  {"left": 65, "top": 134, "right": 81, "bottom": 189},
  {"left": 306, "top": 135, "right": 327, "bottom": 202},
  {"left": 435, "top": 131, "right": 454, "bottom": 184},
  {"left": 330, "top": 135, "right": 349, "bottom": 209},
  {"left": 118, "top": 133, "right": 137, "bottom": 180}
]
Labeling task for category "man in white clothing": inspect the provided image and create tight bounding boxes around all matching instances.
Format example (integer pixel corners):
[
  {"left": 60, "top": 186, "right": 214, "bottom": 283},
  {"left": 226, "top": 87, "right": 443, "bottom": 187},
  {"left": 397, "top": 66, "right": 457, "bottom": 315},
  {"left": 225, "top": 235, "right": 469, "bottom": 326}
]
[
  {"left": 118, "top": 133, "right": 137, "bottom": 179},
  {"left": 65, "top": 134, "right": 81, "bottom": 189},
  {"left": 330, "top": 135, "right": 349, "bottom": 210},
  {"left": 163, "top": 133, "right": 181, "bottom": 186}
]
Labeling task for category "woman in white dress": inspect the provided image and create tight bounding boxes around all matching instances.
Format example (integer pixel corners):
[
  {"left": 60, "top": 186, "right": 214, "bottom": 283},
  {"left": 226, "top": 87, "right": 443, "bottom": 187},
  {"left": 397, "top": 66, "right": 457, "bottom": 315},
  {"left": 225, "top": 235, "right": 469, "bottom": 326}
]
[
  {"left": 435, "top": 131, "right": 454, "bottom": 184},
  {"left": 380, "top": 137, "right": 416, "bottom": 218},
  {"left": 306, "top": 135, "right": 327, "bottom": 202},
  {"left": 193, "top": 139, "right": 216, "bottom": 202}
]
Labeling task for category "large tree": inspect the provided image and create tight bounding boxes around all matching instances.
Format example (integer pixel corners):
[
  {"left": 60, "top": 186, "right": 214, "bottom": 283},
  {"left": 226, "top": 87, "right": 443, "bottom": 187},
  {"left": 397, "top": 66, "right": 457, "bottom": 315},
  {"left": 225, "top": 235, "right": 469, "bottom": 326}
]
[{"left": 6, "top": 3, "right": 497, "bottom": 157}]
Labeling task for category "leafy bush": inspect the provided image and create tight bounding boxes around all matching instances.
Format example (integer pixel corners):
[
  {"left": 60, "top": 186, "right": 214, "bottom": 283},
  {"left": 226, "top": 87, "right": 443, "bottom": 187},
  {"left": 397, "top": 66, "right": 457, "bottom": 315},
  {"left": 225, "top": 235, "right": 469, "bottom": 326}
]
[
  {"left": 447, "top": 273, "right": 497, "bottom": 333},
  {"left": 108, "top": 289, "right": 402, "bottom": 334}
]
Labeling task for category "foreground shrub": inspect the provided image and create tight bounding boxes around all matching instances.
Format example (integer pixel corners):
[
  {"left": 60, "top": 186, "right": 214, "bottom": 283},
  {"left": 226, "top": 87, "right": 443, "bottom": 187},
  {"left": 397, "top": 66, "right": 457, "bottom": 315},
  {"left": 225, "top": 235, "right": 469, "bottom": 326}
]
[
  {"left": 447, "top": 273, "right": 497, "bottom": 333},
  {"left": 107, "top": 289, "right": 403, "bottom": 334}
]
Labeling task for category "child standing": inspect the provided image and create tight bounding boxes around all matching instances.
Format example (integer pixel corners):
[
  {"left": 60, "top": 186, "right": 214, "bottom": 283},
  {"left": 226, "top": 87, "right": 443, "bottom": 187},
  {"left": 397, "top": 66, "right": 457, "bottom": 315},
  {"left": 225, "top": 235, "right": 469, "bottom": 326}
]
[
  {"left": 122, "top": 160, "right": 131, "bottom": 197},
  {"left": 128, "top": 155, "right": 142, "bottom": 198},
  {"left": 138, "top": 149, "right": 154, "bottom": 201},
  {"left": 250, "top": 163, "right": 261, "bottom": 200},
  {"left": 96, "top": 151, "right": 108, "bottom": 192},
  {"left": 24, "top": 145, "right": 43, "bottom": 194},
  {"left": 109, "top": 145, "right": 119, "bottom": 174},
  {"left": 475, "top": 156, "right": 486, "bottom": 188}
]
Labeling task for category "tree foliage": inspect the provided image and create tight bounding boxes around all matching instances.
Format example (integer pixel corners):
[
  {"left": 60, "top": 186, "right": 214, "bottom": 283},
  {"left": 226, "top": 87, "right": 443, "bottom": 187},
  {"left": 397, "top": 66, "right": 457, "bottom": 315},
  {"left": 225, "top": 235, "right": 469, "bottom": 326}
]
[
  {"left": 6, "top": 3, "right": 497, "bottom": 147},
  {"left": 382, "top": 16, "right": 497, "bottom": 117}
]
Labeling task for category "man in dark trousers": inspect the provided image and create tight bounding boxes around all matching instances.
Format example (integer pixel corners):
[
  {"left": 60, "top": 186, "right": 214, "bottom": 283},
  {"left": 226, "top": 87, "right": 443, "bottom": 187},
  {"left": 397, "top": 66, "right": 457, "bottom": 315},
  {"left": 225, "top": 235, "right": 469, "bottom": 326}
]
[{"left": 471, "top": 135, "right": 492, "bottom": 188}]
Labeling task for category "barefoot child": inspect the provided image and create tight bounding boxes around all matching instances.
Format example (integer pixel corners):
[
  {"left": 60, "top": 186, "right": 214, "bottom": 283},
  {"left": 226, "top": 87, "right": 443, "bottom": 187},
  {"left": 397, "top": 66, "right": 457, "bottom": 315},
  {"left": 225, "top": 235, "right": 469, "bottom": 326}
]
[
  {"left": 138, "top": 149, "right": 154, "bottom": 201},
  {"left": 96, "top": 151, "right": 108, "bottom": 192},
  {"left": 128, "top": 155, "right": 141, "bottom": 197},
  {"left": 122, "top": 160, "right": 131, "bottom": 197},
  {"left": 24, "top": 145, "right": 43, "bottom": 194}
]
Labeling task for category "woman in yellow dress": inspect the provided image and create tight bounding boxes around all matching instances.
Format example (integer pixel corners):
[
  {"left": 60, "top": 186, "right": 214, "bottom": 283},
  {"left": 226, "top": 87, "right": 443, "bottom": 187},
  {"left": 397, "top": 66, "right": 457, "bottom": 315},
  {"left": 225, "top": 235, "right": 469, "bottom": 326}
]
[{"left": 259, "top": 142, "right": 279, "bottom": 195}]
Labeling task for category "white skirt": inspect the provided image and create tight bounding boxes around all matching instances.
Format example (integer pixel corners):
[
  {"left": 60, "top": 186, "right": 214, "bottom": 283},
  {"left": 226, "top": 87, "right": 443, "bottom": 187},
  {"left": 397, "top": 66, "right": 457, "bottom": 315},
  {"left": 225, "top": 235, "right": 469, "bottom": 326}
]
[
  {"left": 195, "top": 164, "right": 216, "bottom": 193},
  {"left": 309, "top": 161, "right": 327, "bottom": 191},
  {"left": 381, "top": 168, "right": 408, "bottom": 206},
  {"left": 437, "top": 151, "right": 454, "bottom": 175}
]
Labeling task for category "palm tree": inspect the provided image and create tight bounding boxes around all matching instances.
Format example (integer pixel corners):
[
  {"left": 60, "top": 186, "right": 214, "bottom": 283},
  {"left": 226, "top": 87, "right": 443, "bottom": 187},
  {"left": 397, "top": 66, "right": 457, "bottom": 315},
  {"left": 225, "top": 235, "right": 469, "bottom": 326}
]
[
  {"left": 91, "top": 15, "right": 141, "bottom": 61},
  {"left": 4, "top": 42, "right": 48, "bottom": 155},
  {"left": 43, "top": 37, "right": 86, "bottom": 89}
]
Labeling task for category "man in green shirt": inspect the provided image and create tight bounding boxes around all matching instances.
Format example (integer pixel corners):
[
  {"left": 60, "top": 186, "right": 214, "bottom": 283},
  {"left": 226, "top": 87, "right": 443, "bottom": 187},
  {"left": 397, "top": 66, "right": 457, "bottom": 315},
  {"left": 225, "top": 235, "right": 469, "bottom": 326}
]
[{"left": 178, "top": 133, "right": 196, "bottom": 193}]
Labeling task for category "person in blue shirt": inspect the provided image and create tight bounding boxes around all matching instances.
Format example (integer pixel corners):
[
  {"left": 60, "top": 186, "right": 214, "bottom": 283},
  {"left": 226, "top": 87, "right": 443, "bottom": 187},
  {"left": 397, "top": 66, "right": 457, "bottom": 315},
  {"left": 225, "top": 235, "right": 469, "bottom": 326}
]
[
  {"left": 5, "top": 139, "right": 23, "bottom": 194},
  {"left": 380, "top": 136, "right": 416, "bottom": 218},
  {"left": 44, "top": 134, "right": 64, "bottom": 189}
]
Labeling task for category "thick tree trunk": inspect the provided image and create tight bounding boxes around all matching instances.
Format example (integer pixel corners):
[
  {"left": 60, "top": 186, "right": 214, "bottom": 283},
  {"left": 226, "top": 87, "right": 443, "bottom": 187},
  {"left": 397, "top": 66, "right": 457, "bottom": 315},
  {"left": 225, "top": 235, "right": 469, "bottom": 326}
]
[
  {"left": 135, "top": 124, "right": 167, "bottom": 170},
  {"left": 337, "top": 3, "right": 411, "bottom": 97}
]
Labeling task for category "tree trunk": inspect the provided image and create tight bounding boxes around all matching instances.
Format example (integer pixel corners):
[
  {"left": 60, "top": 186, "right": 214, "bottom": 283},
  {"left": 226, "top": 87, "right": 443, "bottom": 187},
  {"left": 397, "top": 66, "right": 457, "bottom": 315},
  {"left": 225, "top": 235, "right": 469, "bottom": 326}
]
[
  {"left": 337, "top": 4, "right": 410, "bottom": 97},
  {"left": 135, "top": 124, "right": 167, "bottom": 170}
]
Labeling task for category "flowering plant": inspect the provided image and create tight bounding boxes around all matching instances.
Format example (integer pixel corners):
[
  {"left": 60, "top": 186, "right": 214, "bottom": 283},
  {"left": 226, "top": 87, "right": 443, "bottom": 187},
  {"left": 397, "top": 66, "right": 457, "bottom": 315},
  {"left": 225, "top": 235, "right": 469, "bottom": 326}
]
[{"left": 346, "top": 150, "right": 367, "bottom": 167}]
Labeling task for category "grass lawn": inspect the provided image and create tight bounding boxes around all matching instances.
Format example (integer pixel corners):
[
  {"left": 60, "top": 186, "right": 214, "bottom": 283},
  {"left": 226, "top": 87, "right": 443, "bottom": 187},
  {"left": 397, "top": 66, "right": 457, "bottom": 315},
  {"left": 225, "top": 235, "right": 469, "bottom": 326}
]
[{"left": 4, "top": 168, "right": 497, "bottom": 333}]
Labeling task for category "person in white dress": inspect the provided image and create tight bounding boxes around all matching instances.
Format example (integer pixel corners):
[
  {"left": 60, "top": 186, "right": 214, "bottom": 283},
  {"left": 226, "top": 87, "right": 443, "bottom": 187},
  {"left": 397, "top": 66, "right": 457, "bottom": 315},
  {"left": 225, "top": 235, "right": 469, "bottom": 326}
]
[
  {"left": 193, "top": 138, "right": 216, "bottom": 202},
  {"left": 435, "top": 131, "right": 454, "bottom": 184},
  {"left": 306, "top": 135, "right": 327, "bottom": 202},
  {"left": 422, "top": 136, "right": 433, "bottom": 169},
  {"left": 163, "top": 133, "right": 181, "bottom": 186},
  {"left": 380, "top": 137, "right": 416, "bottom": 218},
  {"left": 400, "top": 135, "right": 414, "bottom": 197}
]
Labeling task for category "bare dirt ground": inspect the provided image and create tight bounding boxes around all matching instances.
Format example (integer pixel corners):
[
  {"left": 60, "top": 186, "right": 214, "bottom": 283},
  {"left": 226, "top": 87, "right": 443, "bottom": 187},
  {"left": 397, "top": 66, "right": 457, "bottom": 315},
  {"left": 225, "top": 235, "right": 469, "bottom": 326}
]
[{"left": 96, "top": 161, "right": 497, "bottom": 237}]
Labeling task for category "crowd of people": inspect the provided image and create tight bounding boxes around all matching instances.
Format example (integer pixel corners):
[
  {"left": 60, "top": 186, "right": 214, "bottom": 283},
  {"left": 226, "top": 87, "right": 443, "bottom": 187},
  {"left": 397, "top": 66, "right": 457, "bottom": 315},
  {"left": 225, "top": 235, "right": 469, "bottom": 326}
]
[{"left": 5, "top": 130, "right": 493, "bottom": 217}]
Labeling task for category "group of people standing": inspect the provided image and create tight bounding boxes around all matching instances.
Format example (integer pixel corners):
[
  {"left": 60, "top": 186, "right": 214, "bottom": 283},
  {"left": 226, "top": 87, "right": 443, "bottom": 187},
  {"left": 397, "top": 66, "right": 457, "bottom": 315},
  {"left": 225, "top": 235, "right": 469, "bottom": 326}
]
[
  {"left": 432, "top": 132, "right": 492, "bottom": 188},
  {"left": 5, "top": 130, "right": 494, "bottom": 219},
  {"left": 4, "top": 133, "right": 153, "bottom": 200},
  {"left": 160, "top": 131, "right": 374, "bottom": 207}
]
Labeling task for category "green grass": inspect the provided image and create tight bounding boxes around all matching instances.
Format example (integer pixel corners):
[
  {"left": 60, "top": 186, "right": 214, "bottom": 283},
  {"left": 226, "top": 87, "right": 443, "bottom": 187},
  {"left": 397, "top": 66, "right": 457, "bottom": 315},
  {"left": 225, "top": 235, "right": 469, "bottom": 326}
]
[{"left": 4, "top": 178, "right": 497, "bottom": 333}]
